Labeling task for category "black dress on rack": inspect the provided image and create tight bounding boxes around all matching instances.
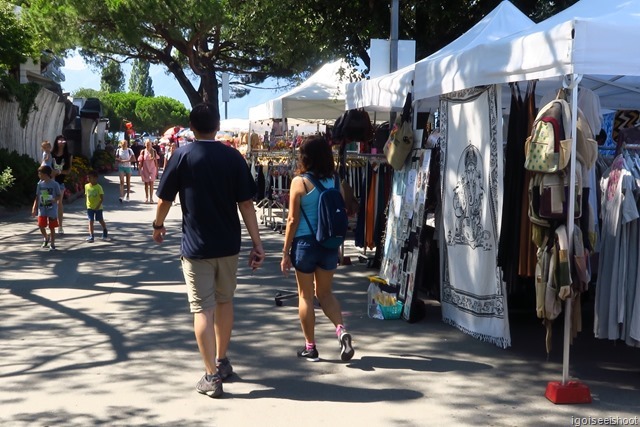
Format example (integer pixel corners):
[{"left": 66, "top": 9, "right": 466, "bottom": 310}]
[
  {"left": 497, "top": 81, "right": 536, "bottom": 292},
  {"left": 354, "top": 163, "right": 372, "bottom": 249},
  {"left": 255, "top": 163, "right": 266, "bottom": 201}
]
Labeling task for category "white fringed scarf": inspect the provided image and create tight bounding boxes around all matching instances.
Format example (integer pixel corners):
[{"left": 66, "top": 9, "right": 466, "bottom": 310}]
[{"left": 439, "top": 85, "right": 511, "bottom": 348}]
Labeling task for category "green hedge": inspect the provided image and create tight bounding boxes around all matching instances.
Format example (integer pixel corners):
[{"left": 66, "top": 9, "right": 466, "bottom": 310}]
[
  {"left": 0, "top": 148, "right": 39, "bottom": 207},
  {"left": 91, "top": 149, "right": 116, "bottom": 173}
]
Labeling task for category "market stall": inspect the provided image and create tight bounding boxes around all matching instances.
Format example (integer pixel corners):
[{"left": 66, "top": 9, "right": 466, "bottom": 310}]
[
  {"left": 348, "top": 1, "right": 535, "bottom": 341},
  {"left": 345, "top": 1, "right": 534, "bottom": 113},
  {"left": 249, "top": 59, "right": 355, "bottom": 123},
  {"left": 404, "top": 0, "right": 640, "bottom": 402}
]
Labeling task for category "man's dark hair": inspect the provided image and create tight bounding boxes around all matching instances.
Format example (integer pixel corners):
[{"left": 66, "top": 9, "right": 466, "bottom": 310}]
[{"left": 189, "top": 103, "right": 220, "bottom": 134}]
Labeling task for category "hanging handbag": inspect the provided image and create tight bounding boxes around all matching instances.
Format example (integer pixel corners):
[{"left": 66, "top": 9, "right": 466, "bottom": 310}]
[
  {"left": 384, "top": 93, "right": 414, "bottom": 170},
  {"left": 530, "top": 166, "right": 582, "bottom": 221},
  {"left": 524, "top": 96, "right": 572, "bottom": 173}
]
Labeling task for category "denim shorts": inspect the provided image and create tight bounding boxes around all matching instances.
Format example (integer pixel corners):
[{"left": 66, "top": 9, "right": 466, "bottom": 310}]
[
  {"left": 87, "top": 209, "right": 104, "bottom": 222},
  {"left": 118, "top": 165, "right": 132, "bottom": 175},
  {"left": 290, "top": 235, "right": 339, "bottom": 273}
]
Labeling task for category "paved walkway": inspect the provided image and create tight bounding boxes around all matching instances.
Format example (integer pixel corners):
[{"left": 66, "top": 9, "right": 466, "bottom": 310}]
[{"left": 0, "top": 172, "right": 639, "bottom": 427}]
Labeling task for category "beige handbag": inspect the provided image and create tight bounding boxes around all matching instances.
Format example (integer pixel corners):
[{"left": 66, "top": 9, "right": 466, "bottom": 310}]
[
  {"left": 384, "top": 116, "right": 413, "bottom": 170},
  {"left": 524, "top": 98, "right": 572, "bottom": 173},
  {"left": 384, "top": 92, "right": 414, "bottom": 170}
]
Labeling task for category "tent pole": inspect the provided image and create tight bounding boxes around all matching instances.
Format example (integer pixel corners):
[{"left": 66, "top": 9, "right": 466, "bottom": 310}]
[
  {"left": 247, "top": 121, "right": 252, "bottom": 157},
  {"left": 545, "top": 74, "right": 591, "bottom": 405},
  {"left": 562, "top": 73, "right": 581, "bottom": 385},
  {"left": 389, "top": 0, "right": 399, "bottom": 126}
]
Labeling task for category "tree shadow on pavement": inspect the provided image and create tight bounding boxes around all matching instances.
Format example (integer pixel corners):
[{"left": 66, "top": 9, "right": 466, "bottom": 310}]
[
  {"left": 227, "top": 377, "right": 423, "bottom": 402},
  {"left": 346, "top": 353, "right": 493, "bottom": 373}
]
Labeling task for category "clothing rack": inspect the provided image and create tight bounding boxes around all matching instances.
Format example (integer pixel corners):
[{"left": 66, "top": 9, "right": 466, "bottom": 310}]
[
  {"left": 346, "top": 152, "right": 387, "bottom": 161},
  {"left": 264, "top": 163, "right": 293, "bottom": 233},
  {"left": 249, "top": 149, "right": 296, "bottom": 158},
  {"left": 248, "top": 150, "right": 296, "bottom": 233},
  {"left": 342, "top": 152, "right": 388, "bottom": 263}
]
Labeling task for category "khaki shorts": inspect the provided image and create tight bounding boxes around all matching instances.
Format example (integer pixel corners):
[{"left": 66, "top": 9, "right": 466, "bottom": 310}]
[{"left": 181, "top": 255, "right": 239, "bottom": 313}]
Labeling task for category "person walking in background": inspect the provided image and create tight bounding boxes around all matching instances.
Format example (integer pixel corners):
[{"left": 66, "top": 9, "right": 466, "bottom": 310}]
[
  {"left": 152, "top": 139, "right": 164, "bottom": 171},
  {"left": 115, "top": 140, "right": 134, "bottom": 202},
  {"left": 139, "top": 139, "right": 159, "bottom": 204},
  {"left": 84, "top": 170, "right": 108, "bottom": 242},
  {"left": 280, "top": 135, "right": 355, "bottom": 362},
  {"left": 163, "top": 141, "right": 179, "bottom": 205},
  {"left": 163, "top": 141, "right": 176, "bottom": 170},
  {"left": 51, "top": 135, "right": 72, "bottom": 234},
  {"left": 31, "top": 165, "right": 61, "bottom": 251},
  {"left": 152, "top": 102, "right": 265, "bottom": 399},
  {"left": 40, "top": 140, "right": 52, "bottom": 168},
  {"left": 131, "top": 139, "right": 142, "bottom": 171}
]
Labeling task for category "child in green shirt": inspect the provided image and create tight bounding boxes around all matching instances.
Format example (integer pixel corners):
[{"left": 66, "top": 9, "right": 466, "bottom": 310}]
[{"left": 85, "top": 170, "right": 108, "bottom": 242}]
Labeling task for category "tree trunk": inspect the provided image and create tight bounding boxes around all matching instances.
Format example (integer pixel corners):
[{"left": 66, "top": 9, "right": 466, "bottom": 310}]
[
  {"left": 165, "top": 61, "right": 220, "bottom": 118},
  {"left": 165, "top": 61, "right": 203, "bottom": 109},
  {"left": 198, "top": 73, "right": 220, "bottom": 117}
]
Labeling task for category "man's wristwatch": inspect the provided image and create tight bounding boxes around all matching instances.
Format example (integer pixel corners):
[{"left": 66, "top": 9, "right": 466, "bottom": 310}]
[{"left": 152, "top": 220, "right": 164, "bottom": 230}]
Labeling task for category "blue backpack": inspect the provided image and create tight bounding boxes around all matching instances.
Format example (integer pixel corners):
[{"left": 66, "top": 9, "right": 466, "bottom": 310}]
[{"left": 300, "top": 173, "right": 349, "bottom": 249}]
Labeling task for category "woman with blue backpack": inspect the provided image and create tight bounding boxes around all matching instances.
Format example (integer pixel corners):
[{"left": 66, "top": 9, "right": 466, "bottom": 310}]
[{"left": 280, "top": 135, "right": 355, "bottom": 362}]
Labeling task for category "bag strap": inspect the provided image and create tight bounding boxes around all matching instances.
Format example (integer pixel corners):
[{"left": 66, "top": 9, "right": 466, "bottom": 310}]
[
  {"left": 299, "top": 173, "right": 320, "bottom": 235},
  {"left": 303, "top": 172, "right": 326, "bottom": 192},
  {"left": 401, "top": 92, "right": 413, "bottom": 123}
]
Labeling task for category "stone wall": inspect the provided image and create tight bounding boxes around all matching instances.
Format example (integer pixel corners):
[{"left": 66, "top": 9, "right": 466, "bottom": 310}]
[{"left": 0, "top": 88, "right": 65, "bottom": 161}]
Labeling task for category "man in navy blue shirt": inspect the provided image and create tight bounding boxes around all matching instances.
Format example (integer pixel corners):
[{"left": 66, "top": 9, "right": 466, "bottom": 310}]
[{"left": 152, "top": 103, "right": 265, "bottom": 398}]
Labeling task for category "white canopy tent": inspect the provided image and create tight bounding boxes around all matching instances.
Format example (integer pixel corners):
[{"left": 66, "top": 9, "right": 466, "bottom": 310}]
[
  {"left": 219, "top": 118, "right": 249, "bottom": 133},
  {"left": 411, "top": 0, "right": 640, "bottom": 393},
  {"left": 414, "top": 0, "right": 640, "bottom": 111},
  {"left": 345, "top": 1, "right": 534, "bottom": 113},
  {"left": 248, "top": 59, "right": 355, "bottom": 123}
]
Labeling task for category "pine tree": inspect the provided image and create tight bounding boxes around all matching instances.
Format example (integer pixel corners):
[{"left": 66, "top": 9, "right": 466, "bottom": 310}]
[
  {"left": 128, "top": 59, "right": 154, "bottom": 97},
  {"left": 100, "top": 60, "right": 125, "bottom": 93}
]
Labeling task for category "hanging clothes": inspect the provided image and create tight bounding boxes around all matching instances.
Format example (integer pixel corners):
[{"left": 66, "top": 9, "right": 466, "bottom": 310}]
[
  {"left": 613, "top": 110, "right": 640, "bottom": 144},
  {"left": 353, "top": 161, "right": 392, "bottom": 251},
  {"left": 517, "top": 81, "right": 538, "bottom": 278},
  {"left": 498, "top": 82, "right": 529, "bottom": 289},
  {"left": 594, "top": 154, "right": 640, "bottom": 347}
]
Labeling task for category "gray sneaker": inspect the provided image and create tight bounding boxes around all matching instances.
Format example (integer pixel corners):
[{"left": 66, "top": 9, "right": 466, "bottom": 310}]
[
  {"left": 339, "top": 330, "right": 355, "bottom": 361},
  {"left": 196, "top": 373, "right": 223, "bottom": 398},
  {"left": 216, "top": 358, "right": 233, "bottom": 380}
]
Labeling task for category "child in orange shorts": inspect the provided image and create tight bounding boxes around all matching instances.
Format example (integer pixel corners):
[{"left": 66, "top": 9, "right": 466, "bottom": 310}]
[{"left": 31, "top": 165, "right": 61, "bottom": 250}]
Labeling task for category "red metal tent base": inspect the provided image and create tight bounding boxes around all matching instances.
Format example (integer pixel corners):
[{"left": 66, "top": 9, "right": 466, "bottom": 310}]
[{"left": 545, "top": 381, "right": 592, "bottom": 404}]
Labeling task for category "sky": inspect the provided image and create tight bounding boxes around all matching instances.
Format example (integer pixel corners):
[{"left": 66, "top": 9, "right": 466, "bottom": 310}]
[{"left": 59, "top": 53, "right": 284, "bottom": 120}]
